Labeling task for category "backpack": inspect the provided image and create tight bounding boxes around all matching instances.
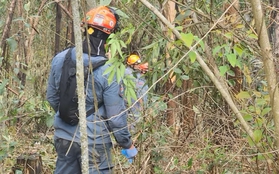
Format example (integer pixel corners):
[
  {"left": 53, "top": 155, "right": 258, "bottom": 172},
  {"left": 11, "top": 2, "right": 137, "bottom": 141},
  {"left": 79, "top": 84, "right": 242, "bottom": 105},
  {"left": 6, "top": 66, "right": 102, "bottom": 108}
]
[{"left": 58, "top": 48, "right": 107, "bottom": 126}]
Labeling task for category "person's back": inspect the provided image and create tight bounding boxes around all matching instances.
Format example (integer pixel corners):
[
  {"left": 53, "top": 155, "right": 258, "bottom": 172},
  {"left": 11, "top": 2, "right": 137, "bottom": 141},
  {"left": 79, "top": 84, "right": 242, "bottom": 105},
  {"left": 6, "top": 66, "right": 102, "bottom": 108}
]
[
  {"left": 48, "top": 48, "right": 128, "bottom": 144},
  {"left": 46, "top": 6, "right": 137, "bottom": 174}
]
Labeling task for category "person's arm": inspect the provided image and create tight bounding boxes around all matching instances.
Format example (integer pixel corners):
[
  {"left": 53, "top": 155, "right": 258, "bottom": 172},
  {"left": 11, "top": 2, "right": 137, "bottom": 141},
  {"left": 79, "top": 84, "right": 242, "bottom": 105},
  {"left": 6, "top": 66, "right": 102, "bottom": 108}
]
[
  {"left": 46, "top": 58, "right": 60, "bottom": 112},
  {"left": 103, "top": 80, "right": 133, "bottom": 149}
]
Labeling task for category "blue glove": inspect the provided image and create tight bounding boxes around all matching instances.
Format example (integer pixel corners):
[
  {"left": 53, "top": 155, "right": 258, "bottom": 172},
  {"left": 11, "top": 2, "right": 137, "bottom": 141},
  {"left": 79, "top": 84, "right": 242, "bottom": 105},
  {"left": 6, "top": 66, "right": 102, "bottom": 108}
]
[{"left": 121, "top": 146, "right": 138, "bottom": 164}]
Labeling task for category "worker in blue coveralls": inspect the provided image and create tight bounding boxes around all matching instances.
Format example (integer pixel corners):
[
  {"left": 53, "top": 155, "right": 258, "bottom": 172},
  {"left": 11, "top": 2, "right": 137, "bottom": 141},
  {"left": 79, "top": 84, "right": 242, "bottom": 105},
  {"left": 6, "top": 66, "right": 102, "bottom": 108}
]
[
  {"left": 125, "top": 51, "right": 149, "bottom": 132},
  {"left": 46, "top": 6, "right": 137, "bottom": 174}
]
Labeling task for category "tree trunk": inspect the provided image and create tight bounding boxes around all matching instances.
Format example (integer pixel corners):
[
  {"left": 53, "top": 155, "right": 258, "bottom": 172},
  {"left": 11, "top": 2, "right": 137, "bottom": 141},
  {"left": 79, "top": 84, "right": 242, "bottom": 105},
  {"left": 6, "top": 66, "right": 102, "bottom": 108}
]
[
  {"left": 55, "top": 2, "right": 62, "bottom": 54},
  {"left": 250, "top": 0, "right": 279, "bottom": 152},
  {"left": 0, "top": 0, "right": 16, "bottom": 50},
  {"left": 66, "top": 2, "right": 75, "bottom": 46},
  {"left": 270, "top": 0, "right": 279, "bottom": 76},
  {"left": 161, "top": 0, "right": 177, "bottom": 127},
  {"left": 22, "top": 0, "right": 48, "bottom": 88},
  {"left": 71, "top": 0, "right": 89, "bottom": 173},
  {"left": 273, "top": 0, "right": 279, "bottom": 57},
  {"left": 0, "top": 0, "right": 17, "bottom": 72}
]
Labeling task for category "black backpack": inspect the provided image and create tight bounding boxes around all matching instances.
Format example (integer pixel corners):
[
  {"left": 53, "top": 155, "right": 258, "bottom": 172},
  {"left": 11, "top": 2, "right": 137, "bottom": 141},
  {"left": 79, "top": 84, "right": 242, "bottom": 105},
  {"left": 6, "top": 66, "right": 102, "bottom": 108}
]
[{"left": 58, "top": 48, "right": 107, "bottom": 126}]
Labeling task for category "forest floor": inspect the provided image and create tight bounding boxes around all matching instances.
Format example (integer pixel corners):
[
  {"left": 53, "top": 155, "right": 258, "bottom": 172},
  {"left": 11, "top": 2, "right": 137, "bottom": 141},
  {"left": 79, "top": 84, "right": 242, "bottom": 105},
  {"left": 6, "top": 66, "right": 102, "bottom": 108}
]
[{"left": 0, "top": 112, "right": 274, "bottom": 174}]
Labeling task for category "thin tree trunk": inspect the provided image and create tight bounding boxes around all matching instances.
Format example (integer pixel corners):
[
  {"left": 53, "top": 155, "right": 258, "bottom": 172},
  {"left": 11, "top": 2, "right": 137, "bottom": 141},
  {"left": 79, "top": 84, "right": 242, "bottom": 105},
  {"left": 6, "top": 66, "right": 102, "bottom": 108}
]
[
  {"left": 16, "top": 0, "right": 28, "bottom": 86},
  {"left": 271, "top": 0, "right": 279, "bottom": 77},
  {"left": 250, "top": 0, "right": 279, "bottom": 153},
  {"left": 161, "top": 0, "right": 177, "bottom": 127},
  {"left": 71, "top": 0, "right": 89, "bottom": 173},
  {"left": 273, "top": 0, "right": 279, "bottom": 56},
  {"left": 66, "top": 2, "right": 75, "bottom": 46},
  {"left": 55, "top": 3, "right": 62, "bottom": 54},
  {"left": 23, "top": 0, "right": 48, "bottom": 88},
  {"left": 0, "top": 0, "right": 16, "bottom": 49}
]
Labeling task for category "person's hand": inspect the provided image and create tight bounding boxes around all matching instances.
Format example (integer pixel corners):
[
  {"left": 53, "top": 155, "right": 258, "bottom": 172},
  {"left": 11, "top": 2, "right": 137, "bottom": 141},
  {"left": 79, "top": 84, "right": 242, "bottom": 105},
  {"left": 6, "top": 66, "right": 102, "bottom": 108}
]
[{"left": 121, "top": 145, "right": 138, "bottom": 163}]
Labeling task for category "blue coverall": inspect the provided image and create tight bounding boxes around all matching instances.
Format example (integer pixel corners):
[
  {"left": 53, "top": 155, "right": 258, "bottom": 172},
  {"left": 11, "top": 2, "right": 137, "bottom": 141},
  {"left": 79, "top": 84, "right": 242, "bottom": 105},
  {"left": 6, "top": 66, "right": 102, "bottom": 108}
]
[
  {"left": 125, "top": 67, "right": 148, "bottom": 130},
  {"left": 47, "top": 48, "right": 132, "bottom": 174}
]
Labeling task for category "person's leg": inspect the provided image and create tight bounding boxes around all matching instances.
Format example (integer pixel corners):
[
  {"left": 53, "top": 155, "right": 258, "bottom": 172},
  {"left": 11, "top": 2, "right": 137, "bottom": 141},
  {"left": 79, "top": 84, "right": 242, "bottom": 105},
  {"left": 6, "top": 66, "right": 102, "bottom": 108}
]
[
  {"left": 54, "top": 138, "right": 81, "bottom": 174},
  {"left": 88, "top": 143, "right": 114, "bottom": 174}
]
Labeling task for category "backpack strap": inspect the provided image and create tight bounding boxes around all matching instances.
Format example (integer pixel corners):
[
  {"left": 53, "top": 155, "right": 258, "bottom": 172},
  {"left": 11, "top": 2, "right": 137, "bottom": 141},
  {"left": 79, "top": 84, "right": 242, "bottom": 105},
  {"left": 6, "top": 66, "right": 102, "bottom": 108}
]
[
  {"left": 59, "top": 48, "right": 77, "bottom": 125},
  {"left": 86, "top": 59, "right": 107, "bottom": 116}
]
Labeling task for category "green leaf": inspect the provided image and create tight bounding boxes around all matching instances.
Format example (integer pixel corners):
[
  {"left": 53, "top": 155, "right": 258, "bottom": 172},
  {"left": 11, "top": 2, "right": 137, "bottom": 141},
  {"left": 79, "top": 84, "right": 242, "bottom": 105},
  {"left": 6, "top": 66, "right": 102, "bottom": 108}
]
[
  {"left": 46, "top": 115, "right": 54, "bottom": 127},
  {"left": 256, "top": 98, "right": 266, "bottom": 106},
  {"left": 193, "top": 36, "right": 205, "bottom": 50},
  {"left": 199, "top": 40, "right": 205, "bottom": 51},
  {"left": 256, "top": 117, "right": 264, "bottom": 127},
  {"left": 0, "top": 79, "right": 8, "bottom": 95},
  {"left": 175, "top": 26, "right": 183, "bottom": 31},
  {"left": 24, "top": 2, "right": 30, "bottom": 12},
  {"left": 173, "top": 68, "right": 182, "bottom": 74},
  {"left": 181, "top": 33, "right": 194, "bottom": 47},
  {"left": 181, "top": 75, "right": 189, "bottom": 80},
  {"left": 247, "top": 136, "right": 255, "bottom": 147},
  {"left": 224, "top": 32, "right": 233, "bottom": 39},
  {"left": 234, "top": 45, "right": 243, "bottom": 56},
  {"left": 152, "top": 71, "right": 158, "bottom": 88},
  {"left": 119, "top": 40, "right": 126, "bottom": 48},
  {"left": 106, "top": 57, "right": 116, "bottom": 64},
  {"left": 110, "top": 7, "right": 129, "bottom": 19},
  {"left": 103, "top": 64, "right": 115, "bottom": 75},
  {"left": 99, "top": 0, "right": 111, "bottom": 6},
  {"left": 6, "top": 38, "right": 17, "bottom": 51},
  {"left": 248, "top": 33, "right": 258, "bottom": 39},
  {"left": 189, "top": 51, "right": 196, "bottom": 63},
  {"left": 219, "top": 65, "right": 229, "bottom": 76},
  {"left": 110, "top": 41, "right": 117, "bottom": 58},
  {"left": 15, "top": 170, "right": 23, "bottom": 174},
  {"left": 115, "top": 41, "right": 123, "bottom": 57},
  {"left": 261, "top": 107, "right": 271, "bottom": 116},
  {"left": 141, "top": 40, "right": 160, "bottom": 50},
  {"left": 226, "top": 69, "right": 235, "bottom": 77},
  {"left": 176, "top": 79, "right": 182, "bottom": 87},
  {"left": 257, "top": 153, "right": 265, "bottom": 160},
  {"left": 128, "top": 87, "right": 137, "bottom": 100},
  {"left": 120, "top": 63, "right": 125, "bottom": 77},
  {"left": 235, "top": 91, "right": 250, "bottom": 99},
  {"left": 226, "top": 53, "right": 237, "bottom": 67},
  {"left": 116, "top": 67, "right": 121, "bottom": 84},
  {"left": 213, "top": 46, "right": 221, "bottom": 56},
  {"left": 187, "top": 157, "right": 193, "bottom": 168},
  {"left": 253, "top": 129, "right": 262, "bottom": 143},
  {"left": 107, "top": 68, "right": 116, "bottom": 85},
  {"left": 243, "top": 114, "right": 253, "bottom": 121}
]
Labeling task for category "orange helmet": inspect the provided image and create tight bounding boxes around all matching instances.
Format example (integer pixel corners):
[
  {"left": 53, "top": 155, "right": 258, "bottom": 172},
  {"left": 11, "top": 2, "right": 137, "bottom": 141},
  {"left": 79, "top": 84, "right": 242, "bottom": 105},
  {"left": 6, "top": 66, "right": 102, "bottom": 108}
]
[{"left": 83, "top": 6, "right": 118, "bottom": 34}]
